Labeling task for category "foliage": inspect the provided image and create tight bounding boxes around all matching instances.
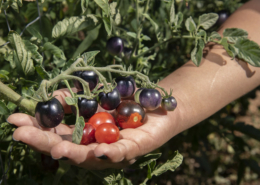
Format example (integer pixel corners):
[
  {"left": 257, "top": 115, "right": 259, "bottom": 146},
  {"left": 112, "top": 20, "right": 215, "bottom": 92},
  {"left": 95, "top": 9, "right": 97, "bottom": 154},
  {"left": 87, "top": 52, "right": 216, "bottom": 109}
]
[{"left": 1, "top": 0, "right": 260, "bottom": 184}]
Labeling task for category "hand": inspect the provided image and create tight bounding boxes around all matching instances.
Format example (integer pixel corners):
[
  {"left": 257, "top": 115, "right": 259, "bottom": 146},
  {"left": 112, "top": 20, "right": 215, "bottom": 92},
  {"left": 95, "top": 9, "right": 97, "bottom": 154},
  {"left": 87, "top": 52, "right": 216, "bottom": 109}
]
[{"left": 7, "top": 88, "right": 175, "bottom": 170}]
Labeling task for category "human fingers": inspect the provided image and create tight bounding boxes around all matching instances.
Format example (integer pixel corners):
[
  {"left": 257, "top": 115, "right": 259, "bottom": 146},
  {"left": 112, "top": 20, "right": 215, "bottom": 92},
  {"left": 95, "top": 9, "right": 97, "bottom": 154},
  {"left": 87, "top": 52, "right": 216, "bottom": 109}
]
[
  {"left": 50, "top": 141, "right": 132, "bottom": 170},
  {"left": 7, "top": 113, "right": 73, "bottom": 135},
  {"left": 12, "top": 126, "right": 64, "bottom": 154}
]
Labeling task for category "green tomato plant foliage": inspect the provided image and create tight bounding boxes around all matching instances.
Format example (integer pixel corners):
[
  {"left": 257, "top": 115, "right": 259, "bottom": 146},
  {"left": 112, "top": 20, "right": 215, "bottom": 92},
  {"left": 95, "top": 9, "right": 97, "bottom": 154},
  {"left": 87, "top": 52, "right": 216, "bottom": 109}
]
[{"left": 0, "top": 0, "right": 260, "bottom": 184}]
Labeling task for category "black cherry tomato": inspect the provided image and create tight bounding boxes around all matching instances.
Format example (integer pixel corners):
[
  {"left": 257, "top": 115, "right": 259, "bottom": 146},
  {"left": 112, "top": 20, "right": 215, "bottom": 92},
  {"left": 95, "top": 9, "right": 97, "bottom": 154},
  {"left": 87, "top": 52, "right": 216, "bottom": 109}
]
[
  {"left": 35, "top": 98, "right": 64, "bottom": 128},
  {"left": 115, "top": 76, "right": 136, "bottom": 98},
  {"left": 116, "top": 100, "right": 145, "bottom": 129},
  {"left": 98, "top": 87, "right": 121, "bottom": 110},
  {"left": 95, "top": 123, "right": 120, "bottom": 144},
  {"left": 88, "top": 112, "right": 116, "bottom": 129}
]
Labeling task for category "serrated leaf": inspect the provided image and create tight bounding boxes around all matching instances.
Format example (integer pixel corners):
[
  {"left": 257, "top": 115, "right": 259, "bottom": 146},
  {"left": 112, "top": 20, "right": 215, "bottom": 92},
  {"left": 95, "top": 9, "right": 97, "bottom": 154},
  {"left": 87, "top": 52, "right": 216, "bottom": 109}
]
[
  {"left": 35, "top": 65, "right": 50, "bottom": 80},
  {"left": 65, "top": 97, "right": 78, "bottom": 106},
  {"left": 72, "top": 116, "right": 85, "bottom": 144},
  {"left": 127, "top": 32, "right": 137, "bottom": 38},
  {"left": 103, "top": 16, "right": 112, "bottom": 36},
  {"left": 81, "top": 0, "right": 89, "bottom": 15},
  {"left": 185, "top": 16, "right": 196, "bottom": 32},
  {"left": 174, "top": 12, "right": 183, "bottom": 26},
  {"left": 81, "top": 50, "right": 100, "bottom": 65},
  {"left": 209, "top": 31, "right": 221, "bottom": 41},
  {"left": 198, "top": 13, "right": 218, "bottom": 30},
  {"left": 43, "top": 42, "right": 66, "bottom": 60},
  {"left": 152, "top": 151, "right": 183, "bottom": 176},
  {"left": 131, "top": 153, "right": 161, "bottom": 169},
  {"left": 223, "top": 28, "right": 248, "bottom": 43},
  {"left": 170, "top": 0, "right": 175, "bottom": 23},
  {"left": 24, "top": 40, "right": 43, "bottom": 64},
  {"left": 8, "top": 31, "right": 35, "bottom": 75},
  {"left": 143, "top": 13, "right": 158, "bottom": 31},
  {"left": 191, "top": 39, "right": 205, "bottom": 67},
  {"left": 52, "top": 16, "right": 97, "bottom": 38},
  {"left": 94, "top": 0, "right": 109, "bottom": 15},
  {"left": 0, "top": 101, "right": 9, "bottom": 115},
  {"left": 233, "top": 38, "right": 260, "bottom": 67}
]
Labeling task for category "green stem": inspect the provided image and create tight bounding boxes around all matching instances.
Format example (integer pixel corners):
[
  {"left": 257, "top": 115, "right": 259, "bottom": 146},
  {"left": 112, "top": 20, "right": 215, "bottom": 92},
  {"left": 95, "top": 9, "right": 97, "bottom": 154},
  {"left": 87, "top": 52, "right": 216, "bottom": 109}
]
[
  {"left": 63, "top": 80, "right": 75, "bottom": 98},
  {"left": 0, "top": 81, "right": 37, "bottom": 115}
]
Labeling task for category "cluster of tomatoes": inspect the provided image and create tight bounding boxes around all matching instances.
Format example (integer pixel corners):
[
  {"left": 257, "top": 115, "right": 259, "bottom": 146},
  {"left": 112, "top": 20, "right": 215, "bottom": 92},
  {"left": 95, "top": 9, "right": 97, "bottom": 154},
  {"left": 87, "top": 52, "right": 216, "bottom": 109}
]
[{"left": 34, "top": 36, "right": 177, "bottom": 145}]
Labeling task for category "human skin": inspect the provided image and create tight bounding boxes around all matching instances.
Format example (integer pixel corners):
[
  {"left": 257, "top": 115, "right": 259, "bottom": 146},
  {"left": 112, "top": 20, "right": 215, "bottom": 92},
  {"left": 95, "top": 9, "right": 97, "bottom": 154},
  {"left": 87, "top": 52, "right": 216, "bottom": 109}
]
[{"left": 7, "top": 0, "right": 260, "bottom": 169}]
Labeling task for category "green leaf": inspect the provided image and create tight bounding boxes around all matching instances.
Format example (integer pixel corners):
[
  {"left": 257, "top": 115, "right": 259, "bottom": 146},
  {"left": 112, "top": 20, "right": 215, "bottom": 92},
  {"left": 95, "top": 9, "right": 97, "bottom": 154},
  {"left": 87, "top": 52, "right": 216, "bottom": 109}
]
[
  {"left": 81, "top": 0, "right": 89, "bottom": 15},
  {"left": 23, "top": 40, "right": 43, "bottom": 64},
  {"left": 142, "top": 35, "right": 151, "bottom": 41},
  {"left": 65, "top": 97, "right": 78, "bottom": 106},
  {"left": 127, "top": 32, "right": 137, "bottom": 38},
  {"left": 8, "top": 31, "right": 35, "bottom": 75},
  {"left": 198, "top": 13, "right": 218, "bottom": 30},
  {"left": 109, "top": 2, "right": 117, "bottom": 16},
  {"left": 103, "top": 16, "right": 112, "bottom": 36},
  {"left": 191, "top": 39, "right": 205, "bottom": 67},
  {"left": 220, "top": 38, "right": 235, "bottom": 58},
  {"left": 119, "top": 178, "right": 133, "bottom": 185},
  {"left": 52, "top": 16, "right": 97, "bottom": 38},
  {"left": 94, "top": 0, "right": 109, "bottom": 15},
  {"left": 115, "top": 11, "right": 121, "bottom": 25},
  {"left": 131, "top": 153, "right": 161, "bottom": 169},
  {"left": 209, "top": 31, "right": 221, "bottom": 41},
  {"left": 185, "top": 16, "right": 196, "bottom": 32},
  {"left": 0, "top": 70, "right": 9, "bottom": 80},
  {"left": 152, "top": 151, "right": 183, "bottom": 176},
  {"left": 197, "top": 29, "right": 207, "bottom": 43},
  {"left": 223, "top": 28, "right": 248, "bottom": 43},
  {"left": 169, "top": 0, "right": 175, "bottom": 23},
  {"left": 233, "top": 38, "right": 260, "bottom": 67},
  {"left": 72, "top": 116, "right": 85, "bottom": 144},
  {"left": 43, "top": 42, "right": 66, "bottom": 60},
  {"left": 81, "top": 50, "right": 100, "bottom": 65},
  {"left": 174, "top": 12, "right": 183, "bottom": 27},
  {"left": 0, "top": 101, "right": 9, "bottom": 115},
  {"left": 26, "top": 26, "right": 43, "bottom": 40},
  {"left": 143, "top": 13, "right": 158, "bottom": 31},
  {"left": 35, "top": 65, "right": 50, "bottom": 80},
  {"left": 147, "top": 164, "right": 152, "bottom": 179}
]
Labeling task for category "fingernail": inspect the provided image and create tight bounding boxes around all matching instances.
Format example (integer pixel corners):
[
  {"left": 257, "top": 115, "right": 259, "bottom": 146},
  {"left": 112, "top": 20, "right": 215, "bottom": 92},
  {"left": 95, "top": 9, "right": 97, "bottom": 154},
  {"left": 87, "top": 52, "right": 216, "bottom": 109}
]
[
  {"left": 6, "top": 118, "right": 17, "bottom": 128},
  {"left": 96, "top": 155, "right": 108, "bottom": 160},
  {"left": 12, "top": 135, "right": 26, "bottom": 145},
  {"left": 52, "top": 156, "right": 69, "bottom": 160},
  {"left": 12, "top": 135, "right": 19, "bottom": 142}
]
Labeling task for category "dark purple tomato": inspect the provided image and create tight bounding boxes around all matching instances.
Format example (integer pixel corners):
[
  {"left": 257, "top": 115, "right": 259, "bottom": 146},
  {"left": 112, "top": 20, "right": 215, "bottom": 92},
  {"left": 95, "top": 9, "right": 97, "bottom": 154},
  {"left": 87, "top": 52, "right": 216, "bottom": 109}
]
[
  {"left": 35, "top": 98, "right": 64, "bottom": 128},
  {"left": 123, "top": 47, "right": 132, "bottom": 60},
  {"left": 80, "top": 123, "right": 96, "bottom": 145},
  {"left": 139, "top": 88, "right": 162, "bottom": 110},
  {"left": 73, "top": 70, "right": 99, "bottom": 91},
  {"left": 71, "top": 91, "right": 98, "bottom": 119},
  {"left": 98, "top": 87, "right": 121, "bottom": 110},
  {"left": 73, "top": 71, "right": 83, "bottom": 90},
  {"left": 41, "top": 154, "right": 59, "bottom": 172},
  {"left": 161, "top": 96, "right": 177, "bottom": 111},
  {"left": 134, "top": 88, "right": 144, "bottom": 104},
  {"left": 106, "top": 37, "right": 124, "bottom": 56},
  {"left": 116, "top": 76, "right": 136, "bottom": 98},
  {"left": 216, "top": 10, "right": 229, "bottom": 26},
  {"left": 116, "top": 100, "right": 145, "bottom": 129}
]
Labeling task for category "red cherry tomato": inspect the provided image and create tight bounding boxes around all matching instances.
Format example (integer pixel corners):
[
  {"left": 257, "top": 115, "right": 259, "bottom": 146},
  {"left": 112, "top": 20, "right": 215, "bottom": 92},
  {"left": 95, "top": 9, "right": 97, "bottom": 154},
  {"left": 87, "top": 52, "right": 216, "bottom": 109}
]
[
  {"left": 116, "top": 100, "right": 145, "bottom": 129},
  {"left": 88, "top": 112, "right": 116, "bottom": 129},
  {"left": 80, "top": 123, "right": 96, "bottom": 145},
  {"left": 95, "top": 123, "right": 120, "bottom": 144}
]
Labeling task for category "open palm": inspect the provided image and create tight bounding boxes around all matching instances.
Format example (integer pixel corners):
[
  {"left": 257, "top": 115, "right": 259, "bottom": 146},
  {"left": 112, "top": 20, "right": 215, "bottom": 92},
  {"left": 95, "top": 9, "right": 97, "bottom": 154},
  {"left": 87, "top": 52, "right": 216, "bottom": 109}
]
[{"left": 8, "top": 88, "right": 175, "bottom": 170}]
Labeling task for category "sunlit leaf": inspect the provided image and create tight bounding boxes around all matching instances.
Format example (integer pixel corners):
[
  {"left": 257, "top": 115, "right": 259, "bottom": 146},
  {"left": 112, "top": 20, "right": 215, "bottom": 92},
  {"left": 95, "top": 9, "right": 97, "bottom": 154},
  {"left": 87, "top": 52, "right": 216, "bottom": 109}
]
[
  {"left": 72, "top": 116, "right": 85, "bottom": 144},
  {"left": 223, "top": 28, "right": 248, "bottom": 43},
  {"left": 191, "top": 39, "right": 204, "bottom": 66},
  {"left": 185, "top": 16, "right": 196, "bottom": 32},
  {"left": 198, "top": 13, "right": 218, "bottom": 30}
]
